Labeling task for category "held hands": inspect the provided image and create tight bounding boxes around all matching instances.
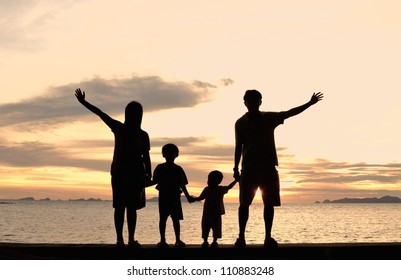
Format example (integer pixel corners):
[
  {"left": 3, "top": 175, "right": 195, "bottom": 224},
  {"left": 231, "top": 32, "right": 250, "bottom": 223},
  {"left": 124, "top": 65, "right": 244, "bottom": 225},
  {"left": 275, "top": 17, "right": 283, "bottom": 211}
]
[
  {"left": 145, "top": 177, "right": 156, "bottom": 188},
  {"left": 233, "top": 168, "right": 241, "bottom": 181},
  {"left": 187, "top": 195, "right": 196, "bottom": 203},
  {"left": 74, "top": 88, "right": 86, "bottom": 103},
  {"left": 310, "top": 92, "right": 324, "bottom": 105}
]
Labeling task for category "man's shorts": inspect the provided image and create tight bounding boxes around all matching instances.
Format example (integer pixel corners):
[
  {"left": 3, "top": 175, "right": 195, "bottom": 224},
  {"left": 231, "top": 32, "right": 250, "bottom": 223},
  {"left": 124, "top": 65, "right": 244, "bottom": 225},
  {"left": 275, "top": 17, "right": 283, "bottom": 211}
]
[{"left": 239, "top": 166, "right": 281, "bottom": 206}]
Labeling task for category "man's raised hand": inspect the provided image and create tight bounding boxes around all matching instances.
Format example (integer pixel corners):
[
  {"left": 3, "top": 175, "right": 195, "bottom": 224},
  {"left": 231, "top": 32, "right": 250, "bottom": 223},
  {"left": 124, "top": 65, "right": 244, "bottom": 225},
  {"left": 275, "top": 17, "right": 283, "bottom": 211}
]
[{"left": 310, "top": 92, "right": 323, "bottom": 105}]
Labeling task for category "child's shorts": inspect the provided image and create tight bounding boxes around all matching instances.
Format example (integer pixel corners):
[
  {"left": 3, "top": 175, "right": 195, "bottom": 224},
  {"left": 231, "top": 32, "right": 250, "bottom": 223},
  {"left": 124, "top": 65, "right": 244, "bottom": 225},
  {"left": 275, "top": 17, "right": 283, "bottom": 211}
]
[
  {"left": 201, "top": 215, "right": 222, "bottom": 238},
  {"left": 158, "top": 193, "right": 183, "bottom": 220}
]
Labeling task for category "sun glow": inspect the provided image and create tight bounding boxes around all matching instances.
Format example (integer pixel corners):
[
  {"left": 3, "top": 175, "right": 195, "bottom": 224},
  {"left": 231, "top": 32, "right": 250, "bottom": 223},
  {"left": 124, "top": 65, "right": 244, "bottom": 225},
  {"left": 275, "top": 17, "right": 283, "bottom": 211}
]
[{"left": 254, "top": 188, "right": 263, "bottom": 202}]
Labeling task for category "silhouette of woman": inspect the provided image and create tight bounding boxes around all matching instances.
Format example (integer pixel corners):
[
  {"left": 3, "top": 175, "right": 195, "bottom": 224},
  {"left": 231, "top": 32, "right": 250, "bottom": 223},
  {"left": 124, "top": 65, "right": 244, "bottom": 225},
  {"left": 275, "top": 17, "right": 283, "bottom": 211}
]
[{"left": 75, "top": 88, "right": 151, "bottom": 247}]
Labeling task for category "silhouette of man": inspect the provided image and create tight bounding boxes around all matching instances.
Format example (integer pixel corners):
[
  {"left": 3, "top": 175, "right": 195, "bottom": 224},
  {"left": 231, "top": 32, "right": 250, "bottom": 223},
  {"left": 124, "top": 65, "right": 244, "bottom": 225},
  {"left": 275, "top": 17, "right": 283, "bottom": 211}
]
[{"left": 233, "top": 89, "right": 323, "bottom": 248}]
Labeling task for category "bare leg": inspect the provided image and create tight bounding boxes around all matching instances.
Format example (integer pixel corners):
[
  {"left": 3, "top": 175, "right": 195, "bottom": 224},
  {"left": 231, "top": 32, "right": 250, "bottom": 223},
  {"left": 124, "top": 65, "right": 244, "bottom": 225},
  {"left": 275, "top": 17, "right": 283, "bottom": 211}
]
[
  {"left": 172, "top": 217, "right": 180, "bottom": 243},
  {"left": 263, "top": 205, "right": 278, "bottom": 247},
  {"left": 264, "top": 205, "right": 274, "bottom": 239},
  {"left": 127, "top": 207, "right": 137, "bottom": 243},
  {"left": 173, "top": 218, "right": 186, "bottom": 247},
  {"left": 238, "top": 204, "right": 249, "bottom": 239},
  {"left": 201, "top": 216, "right": 209, "bottom": 242},
  {"left": 114, "top": 207, "right": 125, "bottom": 244},
  {"left": 159, "top": 214, "right": 168, "bottom": 243}
]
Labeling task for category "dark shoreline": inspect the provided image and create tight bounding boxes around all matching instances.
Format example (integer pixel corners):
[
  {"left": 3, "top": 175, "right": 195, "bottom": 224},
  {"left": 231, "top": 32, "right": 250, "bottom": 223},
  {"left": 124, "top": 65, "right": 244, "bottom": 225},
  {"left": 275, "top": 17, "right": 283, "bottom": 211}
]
[{"left": 1, "top": 242, "right": 400, "bottom": 260}]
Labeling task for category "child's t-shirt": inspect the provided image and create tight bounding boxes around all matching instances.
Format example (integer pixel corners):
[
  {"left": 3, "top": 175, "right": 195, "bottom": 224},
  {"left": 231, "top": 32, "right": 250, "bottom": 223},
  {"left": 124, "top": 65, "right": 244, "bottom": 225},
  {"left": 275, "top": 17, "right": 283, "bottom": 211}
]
[
  {"left": 198, "top": 186, "right": 230, "bottom": 216},
  {"left": 153, "top": 163, "right": 188, "bottom": 196}
]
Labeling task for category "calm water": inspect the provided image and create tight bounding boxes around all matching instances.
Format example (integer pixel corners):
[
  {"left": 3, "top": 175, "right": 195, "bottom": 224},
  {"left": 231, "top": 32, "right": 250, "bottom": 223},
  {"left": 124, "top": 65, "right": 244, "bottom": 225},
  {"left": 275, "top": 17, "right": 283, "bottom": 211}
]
[{"left": 1, "top": 201, "right": 400, "bottom": 244}]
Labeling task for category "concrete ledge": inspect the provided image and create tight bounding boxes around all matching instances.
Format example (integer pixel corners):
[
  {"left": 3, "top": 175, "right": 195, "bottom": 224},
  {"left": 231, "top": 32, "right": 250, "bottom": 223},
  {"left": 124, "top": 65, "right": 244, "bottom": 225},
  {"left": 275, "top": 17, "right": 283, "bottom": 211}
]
[{"left": 1, "top": 243, "right": 400, "bottom": 260}]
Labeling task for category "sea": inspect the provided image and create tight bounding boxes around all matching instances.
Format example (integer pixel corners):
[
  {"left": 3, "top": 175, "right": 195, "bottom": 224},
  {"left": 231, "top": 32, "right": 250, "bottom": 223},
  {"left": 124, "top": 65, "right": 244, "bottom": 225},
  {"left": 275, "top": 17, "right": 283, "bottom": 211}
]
[{"left": 1, "top": 200, "right": 400, "bottom": 245}]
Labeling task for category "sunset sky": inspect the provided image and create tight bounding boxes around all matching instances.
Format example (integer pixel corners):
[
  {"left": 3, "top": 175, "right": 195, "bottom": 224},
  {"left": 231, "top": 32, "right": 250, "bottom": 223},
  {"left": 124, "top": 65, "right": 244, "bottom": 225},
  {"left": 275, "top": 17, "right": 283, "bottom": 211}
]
[{"left": 1, "top": 0, "right": 400, "bottom": 203}]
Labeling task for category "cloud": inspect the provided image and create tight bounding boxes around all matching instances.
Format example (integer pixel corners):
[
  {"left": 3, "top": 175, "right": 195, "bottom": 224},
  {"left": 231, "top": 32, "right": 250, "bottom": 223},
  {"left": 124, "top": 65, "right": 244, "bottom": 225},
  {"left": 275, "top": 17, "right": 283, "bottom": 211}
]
[
  {"left": 0, "top": 0, "right": 77, "bottom": 51},
  {"left": 284, "top": 185, "right": 401, "bottom": 195},
  {"left": 150, "top": 137, "right": 203, "bottom": 148},
  {"left": 0, "top": 136, "right": 233, "bottom": 172},
  {"left": 0, "top": 139, "right": 110, "bottom": 172},
  {"left": 282, "top": 183, "right": 401, "bottom": 203},
  {"left": 2, "top": 134, "right": 400, "bottom": 199},
  {"left": 281, "top": 158, "right": 401, "bottom": 185},
  {"left": 220, "top": 78, "right": 234, "bottom": 86},
  {"left": 184, "top": 145, "right": 234, "bottom": 159},
  {"left": 279, "top": 156, "right": 401, "bottom": 202},
  {"left": 149, "top": 137, "right": 234, "bottom": 162},
  {"left": 0, "top": 136, "right": 234, "bottom": 197},
  {"left": 0, "top": 1, "right": 37, "bottom": 50},
  {"left": 0, "top": 75, "right": 217, "bottom": 128},
  {"left": 191, "top": 80, "right": 217, "bottom": 89}
]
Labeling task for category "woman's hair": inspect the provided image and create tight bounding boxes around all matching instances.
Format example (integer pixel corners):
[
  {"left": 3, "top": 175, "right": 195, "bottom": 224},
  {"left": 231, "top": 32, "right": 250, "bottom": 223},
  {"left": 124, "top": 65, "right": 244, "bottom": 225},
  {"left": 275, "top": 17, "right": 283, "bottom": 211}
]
[{"left": 125, "top": 101, "right": 143, "bottom": 128}]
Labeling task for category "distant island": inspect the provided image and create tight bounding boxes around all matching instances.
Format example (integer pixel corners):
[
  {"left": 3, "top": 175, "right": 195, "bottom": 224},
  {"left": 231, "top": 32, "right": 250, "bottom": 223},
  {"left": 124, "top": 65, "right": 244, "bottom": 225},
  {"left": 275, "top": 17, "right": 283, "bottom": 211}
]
[
  {"left": 17, "top": 197, "right": 36, "bottom": 201},
  {"left": 14, "top": 197, "right": 105, "bottom": 202},
  {"left": 8, "top": 197, "right": 161, "bottom": 202},
  {"left": 320, "top": 196, "right": 401, "bottom": 204},
  {"left": 68, "top": 198, "right": 103, "bottom": 202},
  {"left": 147, "top": 197, "right": 158, "bottom": 202},
  {"left": 8, "top": 195, "right": 401, "bottom": 204}
]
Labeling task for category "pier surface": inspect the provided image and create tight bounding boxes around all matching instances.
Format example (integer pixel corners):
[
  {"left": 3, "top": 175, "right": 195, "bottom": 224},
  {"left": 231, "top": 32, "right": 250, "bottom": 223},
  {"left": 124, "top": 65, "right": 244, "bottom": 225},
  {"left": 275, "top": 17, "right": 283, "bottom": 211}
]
[{"left": 1, "top": 242, "right": 400, "bottom": 260}]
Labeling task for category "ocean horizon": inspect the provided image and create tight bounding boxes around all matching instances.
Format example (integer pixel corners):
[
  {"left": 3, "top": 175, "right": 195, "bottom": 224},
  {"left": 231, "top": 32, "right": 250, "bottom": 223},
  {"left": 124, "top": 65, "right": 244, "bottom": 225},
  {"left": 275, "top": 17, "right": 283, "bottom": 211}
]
[{"left": 3, "top": 194, "right": 400, "bottom": 203}]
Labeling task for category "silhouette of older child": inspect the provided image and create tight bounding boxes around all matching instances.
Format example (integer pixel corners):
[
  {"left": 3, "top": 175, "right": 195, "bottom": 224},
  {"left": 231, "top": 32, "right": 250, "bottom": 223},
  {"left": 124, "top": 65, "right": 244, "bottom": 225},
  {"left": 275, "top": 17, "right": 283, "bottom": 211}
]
[
  {"left": 150, "top": 143, "right": 194, "bottom": 248},
  {"left": 74, "top": 88, "right": 151, "bottom": 248},
  {"left": 193, "top": 170, "right": 237, "bottom": 248}
]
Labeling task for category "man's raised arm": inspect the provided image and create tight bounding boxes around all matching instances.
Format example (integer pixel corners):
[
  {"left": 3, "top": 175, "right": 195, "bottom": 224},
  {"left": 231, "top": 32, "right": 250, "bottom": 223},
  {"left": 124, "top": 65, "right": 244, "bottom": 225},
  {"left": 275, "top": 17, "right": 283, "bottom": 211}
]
[{"left": 281, "top": 92, "right": 323, "bottom": 119}]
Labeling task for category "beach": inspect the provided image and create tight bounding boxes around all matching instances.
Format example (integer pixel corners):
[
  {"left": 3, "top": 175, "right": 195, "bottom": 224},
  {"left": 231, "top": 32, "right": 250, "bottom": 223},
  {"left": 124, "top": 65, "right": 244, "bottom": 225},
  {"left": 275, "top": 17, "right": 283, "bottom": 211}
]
[{"left": 1, "top": 242, "right": 400, "bottom": 260}]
